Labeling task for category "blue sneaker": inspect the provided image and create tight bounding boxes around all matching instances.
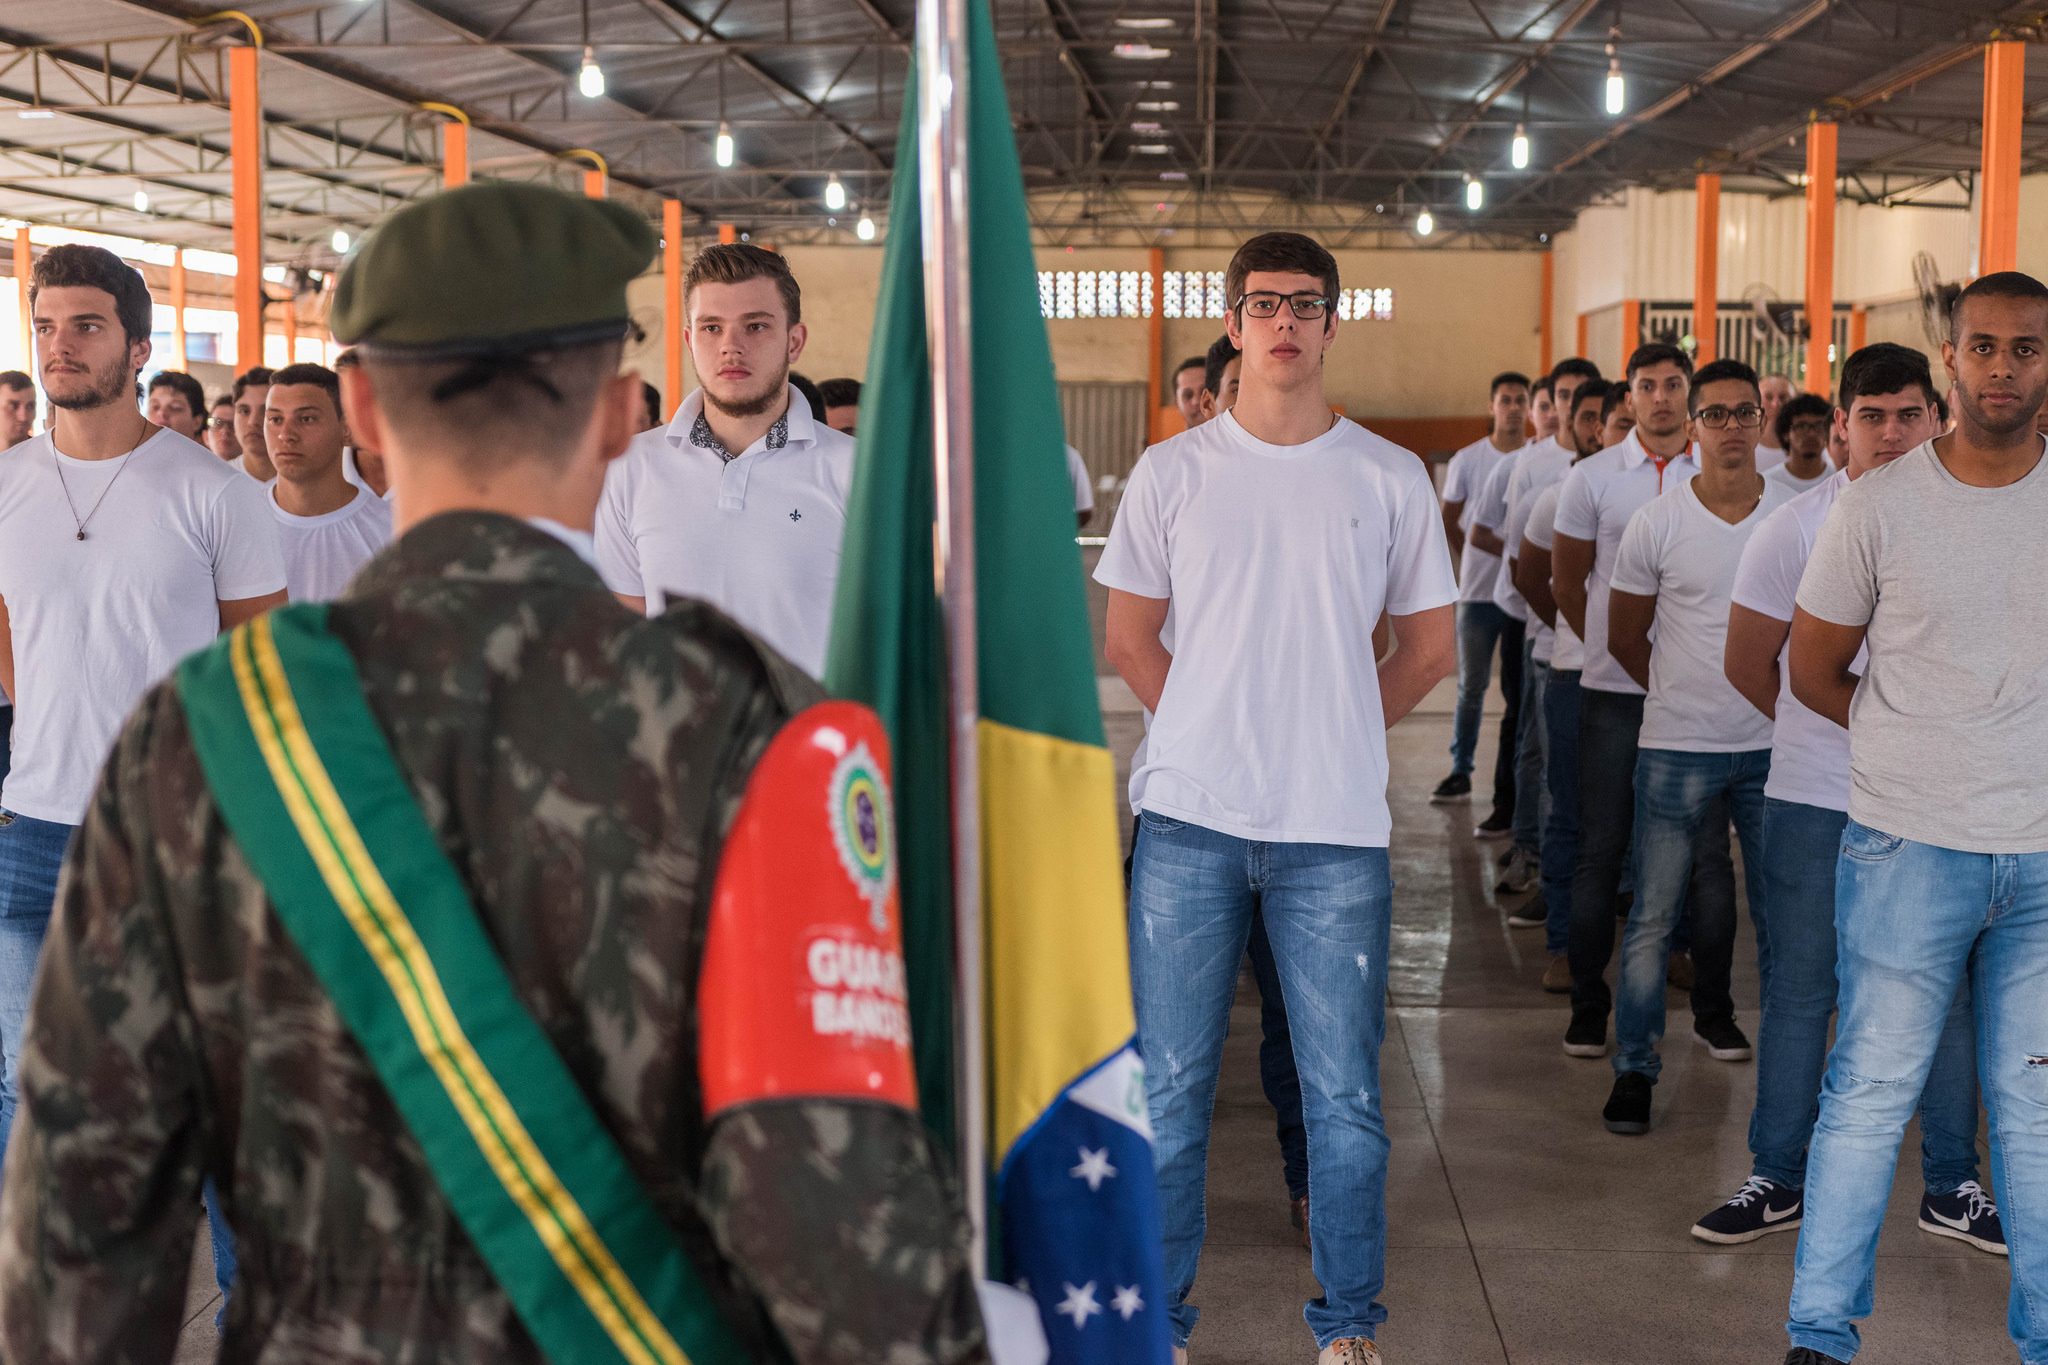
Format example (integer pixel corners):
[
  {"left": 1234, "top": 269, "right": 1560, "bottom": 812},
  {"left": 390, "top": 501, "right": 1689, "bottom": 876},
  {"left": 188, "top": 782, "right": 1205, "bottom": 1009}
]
[{"left": 1919, "top": 1180, "right": 2007, "bottom": 1255}]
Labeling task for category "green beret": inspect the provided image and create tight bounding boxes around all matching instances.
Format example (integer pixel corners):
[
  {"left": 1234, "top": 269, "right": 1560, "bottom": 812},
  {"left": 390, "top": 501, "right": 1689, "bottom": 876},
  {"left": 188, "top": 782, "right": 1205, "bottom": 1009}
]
[{"left": 330, "top": 181, "right": 655, "bottom": 357}]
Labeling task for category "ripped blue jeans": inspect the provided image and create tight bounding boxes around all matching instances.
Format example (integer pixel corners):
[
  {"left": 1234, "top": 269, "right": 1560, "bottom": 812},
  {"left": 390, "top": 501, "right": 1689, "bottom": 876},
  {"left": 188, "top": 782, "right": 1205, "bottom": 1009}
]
[{"left": 1128, "top": 811, "right": 1391, "bottom": 1351}]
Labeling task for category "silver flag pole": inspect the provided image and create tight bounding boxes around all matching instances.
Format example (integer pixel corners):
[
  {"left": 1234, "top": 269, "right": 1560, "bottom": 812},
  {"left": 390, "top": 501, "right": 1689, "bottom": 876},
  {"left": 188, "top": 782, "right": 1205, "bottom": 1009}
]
[{"left": 917, "top": 0, "right": 986, "bottom": 1276}]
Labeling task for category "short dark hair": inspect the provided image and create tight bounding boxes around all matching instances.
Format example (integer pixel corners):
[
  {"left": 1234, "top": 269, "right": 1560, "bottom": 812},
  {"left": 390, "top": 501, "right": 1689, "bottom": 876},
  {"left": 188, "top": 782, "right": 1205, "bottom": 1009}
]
[
  {"left": 269, "top": 362, "right": 342, "bottom": 417},
  {"left": 1550, "top": 356, "right": 1603, "bottom": 385},
  {"left": 1688, "top": 358, "right": 1760, "bottom": 413},
  {"left": 362, "top": 338, "right": 624, "bottom": 472},
  {"left": 641, "top": 380, "right": 663, "bottom": 424},
  {"left": 1570, "top": 379, "right": 1612, "bottom": 423},
  {"left": 0, "top": 370, "right": 31, "bottom": 392},
  {"left": 1532, "top": 374, "right": 1556, "bottom": 400},
  {"left": 232, "top": 367, "right": 275, "bottom": 402},
  {"left": 1950, "top": 270, "right": 2048, "bottom": 342},
  {"left": 1836, "top": 342, "right": 1938, "bottom": 410},
  {"left": 789, "top": 371, "right": 825, "bottom": 421},
  {"left": 1173, "top": 355, "right": 1207, "bottom": 381},
  {"left": 333, "top": 347, "right": 361, "bottom": 372},
  {"left": 1489, "top": 371, "right": 1531, "bottom": 399},
  {"left": 211, "top": 394, "right": 234, "bottom": 411},
  {"left": 1225, "top": 232, "right": 1339, "bottom": 325},
  {"left": 148, "top": 370, "right": 205, "bottom": 417},
  {"left": 1775, "top": 393, "right": 1833, "bottom": 446},
  {"left": 684, "top": 242, "right": 801, "bottom": 325},
  {"left": 819, "top": 377, "right": 861, "bottom": 408},
  {"left": 29, "top": 244, "right": 154, "bottom": 350},
  {"left": 1601, "top": 383, "right": 1631, "bottom": 424},
  {"left": 1202, "top": 334, "right": 1240, "bottom": 397},
  {"left": 1627, "top": 342, "right": 1693, "bottom": 381}
]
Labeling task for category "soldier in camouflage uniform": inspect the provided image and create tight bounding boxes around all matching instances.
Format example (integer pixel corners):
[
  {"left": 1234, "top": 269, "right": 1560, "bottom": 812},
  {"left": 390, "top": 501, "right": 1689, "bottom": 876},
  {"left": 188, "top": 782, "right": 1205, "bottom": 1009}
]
[{"left": 0, "top": 183, "right": 985, "bottom": 1365}]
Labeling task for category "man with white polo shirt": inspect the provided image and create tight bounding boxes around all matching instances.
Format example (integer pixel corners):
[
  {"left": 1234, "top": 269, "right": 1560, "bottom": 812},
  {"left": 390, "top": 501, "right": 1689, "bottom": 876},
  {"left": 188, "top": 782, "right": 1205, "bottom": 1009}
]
[
  {"left": 1550, "top": 343, "right": 1702, "bottom": 1058},
  {"left": 597, "top": 243, "right": 854, "bottom": 679},
  {"left": 1765, "top": 393, "right": 1834, "bottom": 497},
  {"left": 1754, "top": 373, "right": 1795, "bottom": 472},
  {"left": 1100, "top": 231, "right": 1456, "bottom": 1365},
  {"left": 1690, "top": 342, "right": 1998, "bottom": 1252},
  {"left": 264, "top": 362, "right": 393, "bottom": 601},
  {"left": 1431, "top": 372, "right": 1529, "bottom": 820},
  {"left": 1598, "top": 359, "right": 1796, "bottom": 1135},
  {"left": 0, "top": 244, "right": 284, "bottom": 1165}
]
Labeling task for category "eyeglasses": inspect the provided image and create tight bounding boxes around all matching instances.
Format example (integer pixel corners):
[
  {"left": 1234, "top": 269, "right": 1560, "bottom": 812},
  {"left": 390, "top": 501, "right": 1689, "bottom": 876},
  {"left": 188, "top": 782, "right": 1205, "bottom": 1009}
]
[
  {"left": 1694, "top": 404, "right": 1766, "bottom": 430},
  {"left": 207, "top": 417, "right": 233, "bottom": 430},
  {"left": 1238, "top": 291, "right": 1330, "bottom": 320},
  {"left": 1787, "top": 417, "right": 1831, "bottom": 435}
]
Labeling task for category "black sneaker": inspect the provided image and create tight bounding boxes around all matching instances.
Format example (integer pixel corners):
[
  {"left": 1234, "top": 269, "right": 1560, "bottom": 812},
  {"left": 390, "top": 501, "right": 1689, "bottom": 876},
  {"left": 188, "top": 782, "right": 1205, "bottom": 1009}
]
[
  {"left": 1563, "top": 1006, "right": 1607, "bottom": 1058},
  {"left": 1693, "top": 1015, "right": 1753, "bottom": 1061},
  {"left": 1474, "top": 809, "right": 1513, "bottom": 837},
  {"left": 1506, "top": 889, "right": 1548, "bottom": 927},
  {"left": 1690, "top": 1176, "right": 1801, "bottom": 1244},
  {"left": 1497, "top": 846, "right": 1539, "bottom": 894},
  {"left": 1919, "top": 1180, "right": 2007, "bottom": 1255},
  {"left": 1430, "top": 773, "right": 1472, "bottom": 803},
  {"left": 1785, "top": 1350, "right": 1850, "bottom": 1365},
  {"left": 1602, "top": 1071, "right": 1654, "bottom": 1135}
]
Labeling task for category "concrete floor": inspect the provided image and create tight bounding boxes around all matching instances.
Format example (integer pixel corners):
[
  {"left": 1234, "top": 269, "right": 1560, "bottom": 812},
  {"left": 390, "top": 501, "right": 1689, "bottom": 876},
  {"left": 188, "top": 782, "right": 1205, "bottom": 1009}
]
[{"left": 170, "top": 655, "right": 2017, "bottom": 1364}]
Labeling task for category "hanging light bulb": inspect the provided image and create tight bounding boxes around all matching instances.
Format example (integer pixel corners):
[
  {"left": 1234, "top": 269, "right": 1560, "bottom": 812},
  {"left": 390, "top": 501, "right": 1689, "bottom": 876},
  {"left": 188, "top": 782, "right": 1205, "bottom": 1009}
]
[
  {"left": 1511, "top": 124, "right": 1530, "bottom": 169},
  {"left": 1605, "top": 51, "right": 1625, "bottom": 115},
  {"left": 332, "top": 228, "right": 352, "bottom": 254},
  {"left": 578, "top": 46, "right": 605, "bottom": 98},
  {"left": 1466, "top": 177, "right": 1484, "bottom": 211},
  {"left": 856, "top": 216, "right": 876, "bottom": 241},
  {"left": 132, "top": 189, "right": 150, "bottom": 213},
  {"left": 715, "top": 121, "right": 734, "bottom": 167},
  {"left": 824, "top": 175, "right": 846, "bottom": 211},
  {"left": 1416, "top": 209, "right": 1435, "bottom": 237}
]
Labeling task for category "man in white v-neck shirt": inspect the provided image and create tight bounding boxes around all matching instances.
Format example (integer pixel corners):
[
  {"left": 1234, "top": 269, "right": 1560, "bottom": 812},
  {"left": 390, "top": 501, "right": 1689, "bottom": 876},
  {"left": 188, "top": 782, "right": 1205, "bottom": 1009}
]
[
  {"left": 1099, "top": 231, "right": 1456, "bottom": 1365},
  {"left": 0, "top": 244, "right": 285, "bottom": 1165},
  {"left": 1598, "top": 359, "right": 1796, "bottom": 1135},
  {"left": 265, "top": 363, "right": 393, "bottom": 601},
  {"left": 596, "top": 244, "right": 854, "bottom": 678}
]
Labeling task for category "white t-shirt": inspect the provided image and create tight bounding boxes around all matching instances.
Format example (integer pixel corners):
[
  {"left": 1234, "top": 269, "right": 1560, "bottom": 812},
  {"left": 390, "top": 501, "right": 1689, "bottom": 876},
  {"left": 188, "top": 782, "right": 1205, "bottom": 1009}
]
[
  {"left": 597, "top": 385, "right": 854, "bottom": 678},
  {"left": 1095, "top": 409, "right": 1456, "bottom": 845},
  {"left": 1762, "top": 459, "right": 1832, "bottom": 498},
  {"left": 1488, "top": 441, "right": 1574, "bottom": 628},
  {"left": 1066, "top": 445, "right": 1095, "bottom": 516},
  {"left": 0, "top": 429, "right": 286, "bottom": 823},
  {"left": 1442, "top": 435, "right": 1522, "bottom": 602},
  {"left": 341, "top": 448, "right": 394, "bottom": 502},
  {"left": 1552, "top": 430, "right": 1702, "bottom": 694},
  {"left": 1523, "top": 482, "right": 1584, "bottom": 671},
  {"left": 271, "top": 483, "right": 394, "bottom": 602},
  {"left": 1729, "top": 468, "right": 1859, "bottom": 811},
  {"left": 1609, "top": 476, "right": 1796, "bottom": 752},
  {"left": 1754, "top": 444, "right": 1787, "bottom": 474}
]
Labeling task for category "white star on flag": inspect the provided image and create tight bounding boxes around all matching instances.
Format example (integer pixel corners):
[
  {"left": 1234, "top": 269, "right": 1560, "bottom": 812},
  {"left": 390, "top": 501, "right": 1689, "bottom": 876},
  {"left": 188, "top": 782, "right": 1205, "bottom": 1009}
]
[
  {"left": 1056, "top": 1281, "right": 1103, "bottom": 1329},
  {"left": 1069, "top": 1146, "right": 1118, "bottom": 1191},
  {"left": 1111, "top": 1284, "right": 1145, "bottom": 1321}
]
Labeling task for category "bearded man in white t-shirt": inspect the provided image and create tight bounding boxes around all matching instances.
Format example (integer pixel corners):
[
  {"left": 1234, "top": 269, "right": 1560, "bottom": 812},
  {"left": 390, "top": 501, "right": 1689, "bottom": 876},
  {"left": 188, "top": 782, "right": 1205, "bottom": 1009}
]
[
  {"left": 0, "top": 244, "right": 285, "bottom": 1166},
  {"left": 596, "top": 244, "right": 854, "bottom": 679},
  {"left": 266, "top": 363, "right": 394, "bottom": 602},
  {"left": 1098, "top": 231, "right": 1457, "bottom": 1365}
]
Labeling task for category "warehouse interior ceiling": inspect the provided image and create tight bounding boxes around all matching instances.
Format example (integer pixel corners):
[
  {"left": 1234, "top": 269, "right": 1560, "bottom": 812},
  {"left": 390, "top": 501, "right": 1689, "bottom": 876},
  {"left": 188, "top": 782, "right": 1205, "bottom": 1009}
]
[{"left": 1, "top": 0, "right": 2045, "bottom": 259}]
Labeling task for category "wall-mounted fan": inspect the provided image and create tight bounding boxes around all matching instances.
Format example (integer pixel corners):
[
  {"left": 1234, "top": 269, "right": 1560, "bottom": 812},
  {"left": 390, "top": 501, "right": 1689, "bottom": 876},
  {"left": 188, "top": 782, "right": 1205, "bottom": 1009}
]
[
  {"left": 1745, "top": 283, "right": 1805, "bottom": 345},
  {"left": 1913, "top": 251, "right": 1962, "bottom": 353}
]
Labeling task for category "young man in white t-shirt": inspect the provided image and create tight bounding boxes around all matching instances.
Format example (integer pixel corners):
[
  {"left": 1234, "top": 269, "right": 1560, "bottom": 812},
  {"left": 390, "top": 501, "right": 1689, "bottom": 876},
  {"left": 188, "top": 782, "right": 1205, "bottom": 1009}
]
[
  {"left": 596, "top": 244, "right": 854, "bottom": 679},
  {"left": 1171, "top": 354, "right": 1206, "bottom": 430},
  {"left": 1782, "top": 276, "right": 2048, "bottom": 1365},
  {"left": 1550, "top": 344, "right": 1703, "bottom": 1058},
  {"left": 265, "top": 363, "right": 394, "bottom": 601},
  {"left": 231, "top": 366, "right": 276, "bottom": 483},
  {"left": 1690, "top": 344, "right": 1999, "bottom": 1253},
  {"left": 1098, "top": 231, "right": 1457, "bottom": 1365},
  {"left": 0, "top": 372, "right": 34, "bottom": 451},
  {"left": 1431, "top": 373, "right": 1530, "bottom": 822},
  {"left": 1764, "top": 392, "right": 1834, "bottom": 496},
  {"left": 1598, "top": 359, "right": 1796, "bottom": 1134},
  {"left": 1754, "top": 372, "right": 1795, "bottom": 472},
  {"left": 0, "top": 245, "right": 285, "bottom": 1167}
]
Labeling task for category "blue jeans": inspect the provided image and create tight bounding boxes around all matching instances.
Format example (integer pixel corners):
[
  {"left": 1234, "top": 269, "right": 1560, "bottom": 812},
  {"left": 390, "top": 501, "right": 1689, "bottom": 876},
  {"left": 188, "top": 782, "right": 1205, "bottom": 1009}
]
[
  {"left": 1750, "top": 799, "right": 1980, "bottom": 1194},
  {"left": 0, "top": 808, "right": 75, "bottom": 1169},
  {"left": 1614, "top": 748, "right": 1767, "bottom": 1077},
  {"left": 206, "top": 1177, "right": 237, "bottom": 1327},
  {"left": 1243, "top": 908, "right": 1309, "bottom": 1200},
  {"left": 1541, "top": 669, "right": 1581, "bottom": 955},
  {"left": 1789, "top": 827, "right": 2048, "bottom": 1364},
  {"left": 1512, "top": 642, "right": 1546, "bottom": 855},
  {"left": 1130, "top": 813, "right": 1392, "bottom": 1350},
  {"left": 1450, "top": 601, "right": 1509, "bottom": 779}
]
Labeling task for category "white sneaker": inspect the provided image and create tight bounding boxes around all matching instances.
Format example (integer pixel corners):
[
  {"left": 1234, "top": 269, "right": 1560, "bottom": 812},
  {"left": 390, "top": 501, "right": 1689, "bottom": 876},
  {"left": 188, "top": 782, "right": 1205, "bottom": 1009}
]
[{"left": 1318, "top": 1339, "right": 1383, "bottom": 1365}]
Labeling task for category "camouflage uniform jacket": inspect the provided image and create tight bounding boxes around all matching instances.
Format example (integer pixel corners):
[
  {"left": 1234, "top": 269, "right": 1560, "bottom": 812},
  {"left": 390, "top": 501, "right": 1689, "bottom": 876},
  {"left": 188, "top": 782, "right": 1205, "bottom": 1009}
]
[{"left": 0, "top": 512, "right": 984, "bottom": 1365}]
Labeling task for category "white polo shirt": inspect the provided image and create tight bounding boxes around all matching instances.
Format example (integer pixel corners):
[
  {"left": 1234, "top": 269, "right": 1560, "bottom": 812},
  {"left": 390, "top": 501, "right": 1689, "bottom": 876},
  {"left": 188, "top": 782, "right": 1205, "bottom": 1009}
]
[
  {"left": 1552, "top": 430, "right": 1701, "bottom": 695},
  {"left": 1096, "top": 409, "right": 1456, "bottom": 846},
  {"left": 597, "top": 384, "right": 854, "bottom": 677},
  {"left": 1486, "top": 441, "right": 1573, "bottom": 626},
  {"left": 1763, "top": 459, "right": 1833, "bottom": 499},
  {"left": 1729, "top": 468, "right": 1859, "bottom": 811},
  {"left": 1066, "top": 445, "right": 1095, "bottom": 517},
  {"left": 1522, "top": 482, "right": 1584, "bottom": 671},
  {"left": 1442, "top": 435, "right": 1522, "bottom": 602},
  {"left": 1609, "top": 475, "right": 1795, "bottom": 752},
  {"left": 271, "top": 482, "right": 393, "bottom": 602},
  {"left": 1754, "top": 444, "right": 1787, "bottom": 474}
]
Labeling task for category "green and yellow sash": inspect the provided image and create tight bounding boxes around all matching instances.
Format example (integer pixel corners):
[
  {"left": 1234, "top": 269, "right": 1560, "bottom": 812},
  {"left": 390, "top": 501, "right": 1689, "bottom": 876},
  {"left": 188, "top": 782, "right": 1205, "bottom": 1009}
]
[{"left": 177, "top": 607, "right": 747, "bottom": 1365}]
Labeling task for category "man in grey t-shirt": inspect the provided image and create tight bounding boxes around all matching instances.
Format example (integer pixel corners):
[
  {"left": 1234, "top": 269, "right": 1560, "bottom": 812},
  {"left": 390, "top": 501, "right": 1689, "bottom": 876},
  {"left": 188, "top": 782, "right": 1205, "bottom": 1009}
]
[{"left": 1780, "top": 272, "right": 2048, "bottom": 1365}]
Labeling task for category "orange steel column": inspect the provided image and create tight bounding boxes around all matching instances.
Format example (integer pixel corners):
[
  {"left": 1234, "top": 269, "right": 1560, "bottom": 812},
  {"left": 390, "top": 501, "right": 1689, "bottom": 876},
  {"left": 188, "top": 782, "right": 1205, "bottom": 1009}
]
[
  {"left": 1540, "top": 251, "right": 1555, "bottom": 375},
  {"left": 1693, "top": 173, "right": 1720, "bottom": 366},
  {"left": 230, "top": 43, "right": 264, "bottom": 372},
  {"left": 421, "top": 103, "right": 471, "bottom": 188},
  {"left": 718, "top": 223, "right": 737, "bottom": 245},
  {"left": 283, "top": 295, "right": 297, "bottom": 364},
  {"left": 1980, "top": 41, "right": 2025, "bottom": 276},
  {"left": 1803, "top": 121, "right": 1838, "bottom": 395},
  {"left": 584, "top": 169, "right": 606, "bottom": 199},
  {"left": 1850, "top": 306, "right": 1867, "bottom": 353},
  {"left": 13, "top": 229, "right": 30, "bottom": 369},
  {"left": 1621, "top": 298, "right": 1641, "bottom": 375},
  {"left": 171, "top": 249, "right": 188, "bottom": 371},
  {"left": 1147, "top": 247, "right": 1165, "bottom": 443},
  {"left": 663, "top": 200, "right": 684, "bottom": 420},
  {"left": 1576, "top": 311, "right": 1588, "bottom": 360}
]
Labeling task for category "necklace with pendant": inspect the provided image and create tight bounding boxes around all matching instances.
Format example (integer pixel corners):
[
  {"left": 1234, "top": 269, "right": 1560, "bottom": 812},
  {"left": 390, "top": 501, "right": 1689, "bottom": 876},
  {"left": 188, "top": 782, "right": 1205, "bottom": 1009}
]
[{"left": 54, "top": 422, "right": 151, "bottom": 542}]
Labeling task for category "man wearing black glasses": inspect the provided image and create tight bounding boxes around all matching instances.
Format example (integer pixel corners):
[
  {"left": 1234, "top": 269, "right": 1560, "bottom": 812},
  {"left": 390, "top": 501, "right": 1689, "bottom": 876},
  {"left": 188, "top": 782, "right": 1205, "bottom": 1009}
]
[
  {"left": 1098, "top": 232, "right": 1456, "bottom": 1365},
  {"left": 1597, "top": 358, "right": 1796, "bottom": 1134}
]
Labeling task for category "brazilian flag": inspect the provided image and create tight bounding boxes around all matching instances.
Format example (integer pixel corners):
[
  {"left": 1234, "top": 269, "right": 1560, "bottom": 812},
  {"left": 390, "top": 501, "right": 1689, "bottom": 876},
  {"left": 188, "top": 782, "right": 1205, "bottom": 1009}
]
[{"left": 823, "top": 3, "right": 1170, "bottom": 1360}]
